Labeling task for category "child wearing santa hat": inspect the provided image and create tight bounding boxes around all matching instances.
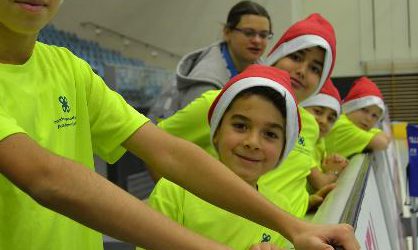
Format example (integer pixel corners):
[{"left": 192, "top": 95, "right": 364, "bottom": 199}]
[
  {"left": 300, "top": 79, "right": 348, "bottom": 209},
  {"left": 140, "top": 65, "right": 300, "bottom": 249},
  {"left": 324, "top": 76, "right": 391, "bottom": 158},
  {"left": 158, "top": 13, "right": 337, "bottom": 219}
]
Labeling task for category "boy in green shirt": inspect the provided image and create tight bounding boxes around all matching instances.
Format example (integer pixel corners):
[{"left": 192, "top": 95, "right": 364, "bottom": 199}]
[
  {"left": 324, "top": 76, "right": 391, "bottom": 158},
  {"left": 143, "top": 65, "right": 299, "bottom": 249},
  {"left": 0, "top": 1, "right": 359, "bottom": 249},
  {"left": 301, "top": 79, "right": 348, "bottom": 201}
]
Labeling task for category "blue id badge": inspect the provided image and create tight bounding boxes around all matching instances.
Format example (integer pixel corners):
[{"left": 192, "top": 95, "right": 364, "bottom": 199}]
[{"left": 407, "top": 124, "right": 418, "bottom": 197}]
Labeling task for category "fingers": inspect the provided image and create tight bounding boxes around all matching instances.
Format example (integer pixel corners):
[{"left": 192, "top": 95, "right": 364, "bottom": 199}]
[
  {"left": 309, "top": 194, "right": 324, "bottom": 210},
  {"left": 316, "top": 183, "right": 336, "bottom": 198},
  {"left": 331, "top": 224, "right": 360, "bottom": 250},
  {"left": 249, "top": 242, "right": 283, "bottom": 250}
]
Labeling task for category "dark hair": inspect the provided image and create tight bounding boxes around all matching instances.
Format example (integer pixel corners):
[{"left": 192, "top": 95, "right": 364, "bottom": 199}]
[
  {"left": 230, "top": 86, "right": 287, "bottom": 120},
  {"left": 225, "top": 1, "right": 272, "bottom": 32}
]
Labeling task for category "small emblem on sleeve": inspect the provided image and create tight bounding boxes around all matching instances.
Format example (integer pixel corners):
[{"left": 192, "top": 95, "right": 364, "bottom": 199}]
[
  {"left": 261, "top": 233, "right": 271, "bottom": 242},
  {"left": 298, "top": 135, "right": 305, "bottom": 146}
]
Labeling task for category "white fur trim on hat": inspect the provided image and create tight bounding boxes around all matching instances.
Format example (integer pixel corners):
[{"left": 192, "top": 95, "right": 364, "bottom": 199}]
[
  {"left": 342, "top": 96, "right": 385, "bottom": 119},
  {"left": 265, "top": 35, "right": 333, "bottom": 99},
  {"left": 300, "top": 93, "right": 341, "bottom": 116},
  {"left": 210, "top": 77, "right": 299, "bottom": 164}
]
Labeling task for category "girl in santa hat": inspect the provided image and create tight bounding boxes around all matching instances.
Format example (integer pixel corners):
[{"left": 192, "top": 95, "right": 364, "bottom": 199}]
[{"left": 324, "top": 76, "right": 391, "bottom": 158}]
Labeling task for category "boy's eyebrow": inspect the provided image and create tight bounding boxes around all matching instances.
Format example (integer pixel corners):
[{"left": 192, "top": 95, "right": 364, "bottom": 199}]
[
  {"left": 268, "top": 123, "right": 285, "bottom": 132},
  {"left": 231, "top": 114, "right": 285, "bottom": 131}
]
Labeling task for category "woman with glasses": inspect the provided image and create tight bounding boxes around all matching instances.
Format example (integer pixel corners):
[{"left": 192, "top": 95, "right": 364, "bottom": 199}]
[
  {"left": 148, "top": 1, "right": 272, "bottom": 122},
  {"left": 177, "top": 0, "right": 272, "bottom": 108}
]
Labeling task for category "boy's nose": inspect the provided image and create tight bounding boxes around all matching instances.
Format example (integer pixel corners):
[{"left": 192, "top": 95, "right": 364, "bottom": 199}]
[{"left": 244, "top": 132, "right": 261, "bottom": 150}]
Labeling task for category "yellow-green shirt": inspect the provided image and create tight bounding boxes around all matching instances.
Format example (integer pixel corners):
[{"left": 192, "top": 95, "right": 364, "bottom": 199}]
[
  {"left": 313, "top": 138, "right": 326, "bottom": 172},
  {"left": 324, "top": 114, "right": 382, "bottom": 158},
  {"left": 138, "top": 178, "right": 290, "bottom": 250},
  {"left": 158, "top": 90, "right": 219, "bottom": 158},
  {"left": 0, "top": 42, "right": 148, "bottom": 250}
]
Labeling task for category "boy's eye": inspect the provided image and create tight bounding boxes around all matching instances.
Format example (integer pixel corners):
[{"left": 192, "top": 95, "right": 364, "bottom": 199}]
[
  {"left": 264, "top": 130, "right": 279, "bottom": 140},
  {"left": 313, "top": 108, "right": 323, "bottom": 115},
  {"left": 328, "top": 115, "right": 337, "bottom": 123},
  {"left": 232, "top": 122, "right": 247, "bottom": 131},
  {"left": 288, "top": 53, "right": 302, "bottom": 62},
  {"left": 310, "top": 65, "right": 322, "bottom": 75}
]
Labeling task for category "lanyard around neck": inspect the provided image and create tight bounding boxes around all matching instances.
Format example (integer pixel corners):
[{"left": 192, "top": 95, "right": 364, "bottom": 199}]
[{"left": 221, "top": 43, "right": 238, "bottom": 78}]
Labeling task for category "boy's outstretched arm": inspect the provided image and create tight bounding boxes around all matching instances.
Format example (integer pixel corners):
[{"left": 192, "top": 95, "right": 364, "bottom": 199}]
[
  {"left": 0, "top": 133, "right": 230, "bottom": 250},
  {"left": 367, "top": 132, "right": 391, "bottom": 151},
  {"left": 123, "top": 122, "right": 360, "bottom": 250}
]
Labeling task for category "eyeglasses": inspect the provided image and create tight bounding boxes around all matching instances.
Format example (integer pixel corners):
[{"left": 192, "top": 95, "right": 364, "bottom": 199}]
[{"left": 232, "top": 28, "right": 273, "bottom": 40}]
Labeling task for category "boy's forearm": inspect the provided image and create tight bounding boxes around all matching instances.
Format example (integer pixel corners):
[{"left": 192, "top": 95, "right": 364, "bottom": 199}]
[{"left": 0, "top": 134, "right": 229, "bottom": 250}]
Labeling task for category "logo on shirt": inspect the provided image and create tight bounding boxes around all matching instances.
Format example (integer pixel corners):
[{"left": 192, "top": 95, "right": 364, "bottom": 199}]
[
  {"left": 59, "top": 96, "right": 71, "bottom": 113},
  {"left": 298, "top": 135, "right": 305, "bottom": 146},
  {"left": 54, "top": 95, "right": 77, "bottom": 129},
  {"left": 261, "top": 233, "right": 271, "bottom": 242}
]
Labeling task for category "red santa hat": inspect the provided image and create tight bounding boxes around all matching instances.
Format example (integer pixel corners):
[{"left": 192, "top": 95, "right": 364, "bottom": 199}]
[
  {"left": 342, "top": 76, "right": 385, "bottom": 118},
  {"left": 300, "top": 78, "right": 342, "bottom": 116},
  {"left": 208, "top": 64, "right": 300, "bottom": 165},
  {"left": 265, "top": 13, "right": 336, "bottom": 99}
]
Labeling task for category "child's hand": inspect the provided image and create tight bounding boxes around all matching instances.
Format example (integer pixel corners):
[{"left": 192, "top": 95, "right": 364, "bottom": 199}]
[
  {"left": 308, "top": 183, "right": 336, "bottom": 212},
  {"left": 322, "top": 154, "right": 348, "bottom": 176},
  {"left": 249, "top": 242, "right": 284, "bottom": 250},
  {"left": 292, "top": 222, "right": 359, "bottom": 250}
]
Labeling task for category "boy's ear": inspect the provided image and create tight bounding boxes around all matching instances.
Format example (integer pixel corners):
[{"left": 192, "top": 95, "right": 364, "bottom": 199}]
[{"left": 212, "top": 131, "right": 219, "bottom": 147}]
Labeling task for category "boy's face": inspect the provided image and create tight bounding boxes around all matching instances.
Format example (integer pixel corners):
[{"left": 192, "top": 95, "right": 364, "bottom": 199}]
[
  {"left": 213, "top": 94, "right": 285, "bottom": 188},
  {"left": 0, "top": 0, "right": 61, "bottom": 35},
  {"left": 305, "top": 106, "right": 337, "bottom": 137},
  {"left": 273, "top": 46, "right": 325, "bottom": 102},
  {"left": 346, "top": 105, "right": 382, "bottom": 131}
]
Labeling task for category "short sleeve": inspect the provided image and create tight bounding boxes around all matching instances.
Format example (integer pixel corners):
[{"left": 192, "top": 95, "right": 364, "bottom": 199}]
[
  {"left": 158, "top": 90, "right": 220, "bottom": 157},
  {"left": 0, "top": 106, "right": 26, "bottom": 141},
  {"left": 147, "top": 178, "right": 185, "bottom": 223},
  {"left": 85, "top": 70, "right": 149, "bottom": 163}
]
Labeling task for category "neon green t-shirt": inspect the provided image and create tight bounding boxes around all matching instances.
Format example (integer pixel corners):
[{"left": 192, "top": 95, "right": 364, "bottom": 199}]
[
  {"left": 323, "top": 114, "right": 382, "bottom": 158},
  {"left": 158, "top": 90, "right": 219, "bottom": 158},
  {"left": 138, "top": 178, "right": 290, "bottom": 250},
  {"left": 159, "top": 95, "right": 318, "bottom": 218},
  {"left": 0, "top": 42, "right": 149, "bottom": 250},
  {"left": 258, "top": 108, "right": 319, "bottom": 218}
]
